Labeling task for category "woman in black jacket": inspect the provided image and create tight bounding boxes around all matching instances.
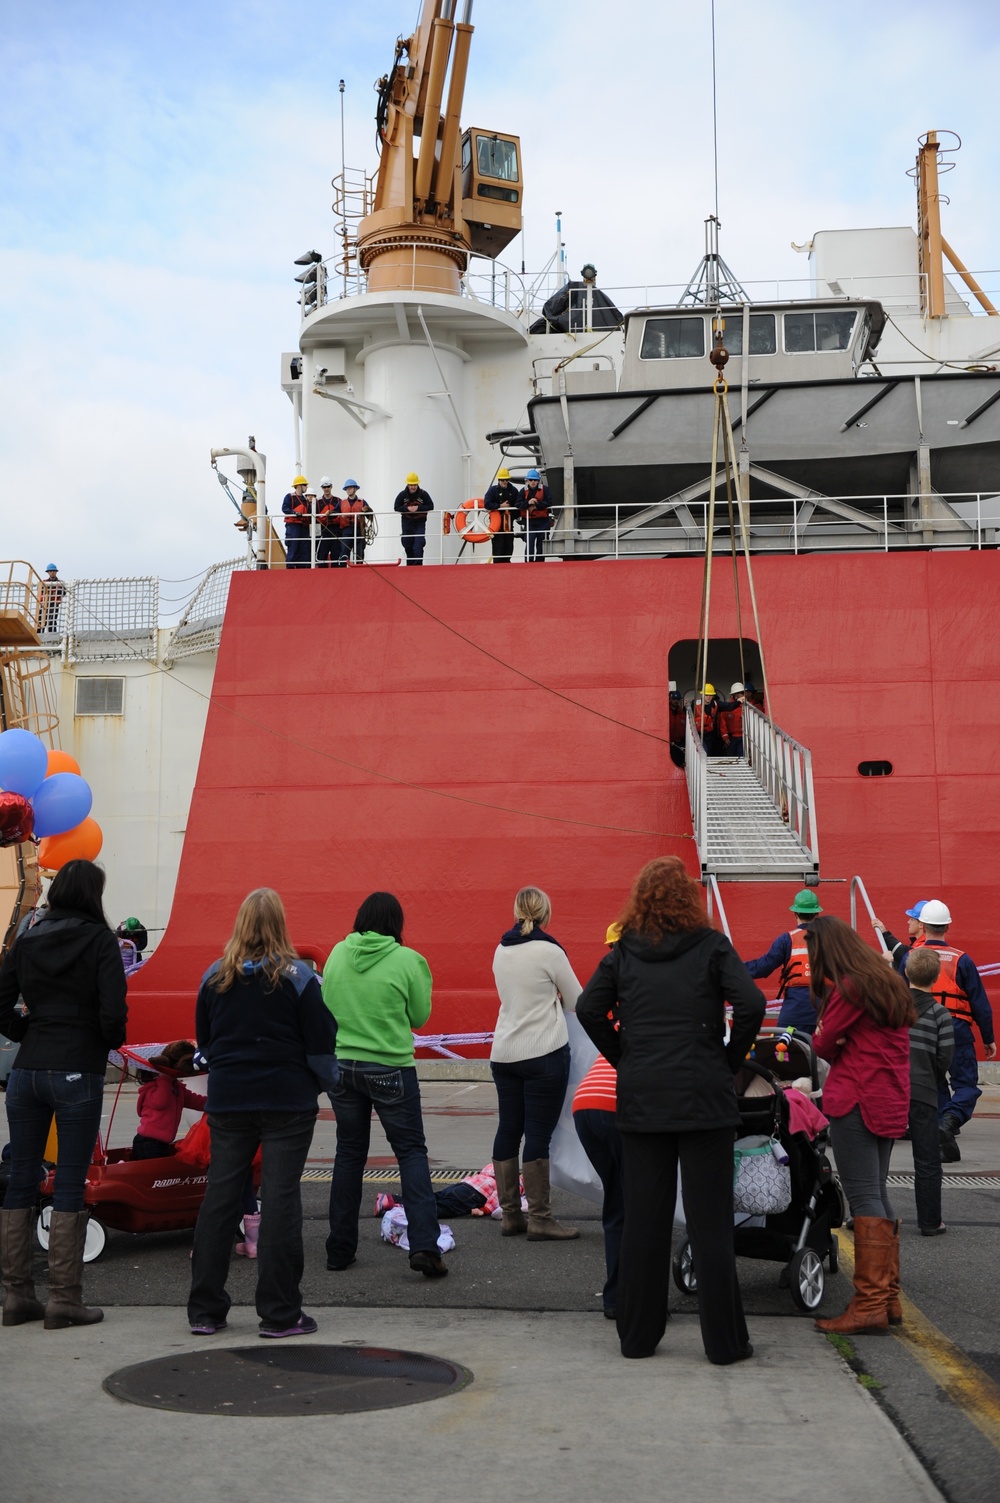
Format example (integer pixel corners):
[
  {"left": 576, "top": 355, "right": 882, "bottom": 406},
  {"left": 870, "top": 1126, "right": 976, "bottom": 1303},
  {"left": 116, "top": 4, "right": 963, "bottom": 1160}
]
[
  {"left": 577, "top": 856, "right": 765, "bottom": 1364},
  {"left": 0, "top": 860, "right": 127, "bottom": 1329},
  {"left": 187, "top": 888, "right": 338, "bottom": 1339}
]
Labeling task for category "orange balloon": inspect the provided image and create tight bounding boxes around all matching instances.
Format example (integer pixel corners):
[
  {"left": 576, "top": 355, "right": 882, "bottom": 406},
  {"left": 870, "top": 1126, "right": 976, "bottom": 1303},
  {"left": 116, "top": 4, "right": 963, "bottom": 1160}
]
[
  {"left": 37, "top": 817, "right": 103, "bottom": 871},
  {"left": 46, "top": 749, "right": 81, "bottom": 777}
]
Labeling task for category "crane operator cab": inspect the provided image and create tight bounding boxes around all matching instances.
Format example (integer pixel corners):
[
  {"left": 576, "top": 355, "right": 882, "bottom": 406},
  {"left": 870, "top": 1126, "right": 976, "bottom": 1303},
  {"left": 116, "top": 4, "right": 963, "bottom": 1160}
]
[{"left": 461, "top": 128, "right": 522, "bottom": 257}]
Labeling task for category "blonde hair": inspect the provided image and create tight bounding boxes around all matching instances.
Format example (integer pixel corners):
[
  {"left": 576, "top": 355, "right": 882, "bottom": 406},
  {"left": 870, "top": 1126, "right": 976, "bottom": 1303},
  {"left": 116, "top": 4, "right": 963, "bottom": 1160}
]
[
  {"left": 211, "top": 888, "right": 298, "bottom": 993},
  {"left": 513, "top": 886, "right": 551, "bottom": 936}
]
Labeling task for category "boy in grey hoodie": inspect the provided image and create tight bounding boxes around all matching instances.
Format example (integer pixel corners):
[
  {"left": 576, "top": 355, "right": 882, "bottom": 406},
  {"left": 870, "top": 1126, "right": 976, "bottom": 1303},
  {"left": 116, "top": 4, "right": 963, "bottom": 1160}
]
[{"left": 905, "top": 947, "right": 954, "bottom": 1236}]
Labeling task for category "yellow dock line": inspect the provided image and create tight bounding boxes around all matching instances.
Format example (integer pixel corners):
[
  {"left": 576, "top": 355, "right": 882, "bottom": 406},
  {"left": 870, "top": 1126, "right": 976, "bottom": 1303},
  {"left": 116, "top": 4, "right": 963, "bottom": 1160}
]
[{"left": 836, "top": 1231, "right": 1000, "bottom": 1450}]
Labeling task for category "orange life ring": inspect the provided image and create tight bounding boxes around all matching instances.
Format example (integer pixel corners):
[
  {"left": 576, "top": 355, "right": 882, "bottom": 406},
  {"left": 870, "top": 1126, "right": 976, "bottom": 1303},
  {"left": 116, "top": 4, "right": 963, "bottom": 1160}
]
[{"left": 454, "top": 498, "right": 492, "bottom": 544}]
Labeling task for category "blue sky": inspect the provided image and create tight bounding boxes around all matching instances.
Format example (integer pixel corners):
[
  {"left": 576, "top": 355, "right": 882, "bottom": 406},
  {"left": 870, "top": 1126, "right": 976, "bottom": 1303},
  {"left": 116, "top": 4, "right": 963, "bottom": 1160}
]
[{"left": 2, "top": 0, "right": 998, "bottom": 589}]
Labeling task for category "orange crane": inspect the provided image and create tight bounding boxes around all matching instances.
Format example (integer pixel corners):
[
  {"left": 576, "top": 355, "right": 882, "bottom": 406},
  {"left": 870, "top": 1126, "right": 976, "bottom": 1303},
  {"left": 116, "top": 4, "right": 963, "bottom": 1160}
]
[{"left": 358, "top": 0, "right": 522, "bottom": 295}]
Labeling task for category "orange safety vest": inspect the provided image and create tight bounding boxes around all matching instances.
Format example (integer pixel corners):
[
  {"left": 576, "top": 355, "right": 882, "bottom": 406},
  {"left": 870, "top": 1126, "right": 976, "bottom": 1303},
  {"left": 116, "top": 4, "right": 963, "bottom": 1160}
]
[
  {"left": 722, "top": 701, "right": 743, "bottom": 739},
  {"left": 778, "top": 927, "right": 812, "bottom": 996},
  {"left": 520, "top": 484, "right": 550, "bottom": 520},
  {"left": 694, "top": 699, "right": 716, "bottom": 734},
  {"left": 916, "top": 942, "right": 973, "bottom": 1025}
]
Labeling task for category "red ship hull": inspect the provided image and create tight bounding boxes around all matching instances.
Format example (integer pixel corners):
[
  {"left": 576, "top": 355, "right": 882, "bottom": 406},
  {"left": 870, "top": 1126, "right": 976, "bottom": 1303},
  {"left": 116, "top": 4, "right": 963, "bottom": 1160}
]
[{"left": 126, "top": 552, "right": 999, "bottom": 1046}]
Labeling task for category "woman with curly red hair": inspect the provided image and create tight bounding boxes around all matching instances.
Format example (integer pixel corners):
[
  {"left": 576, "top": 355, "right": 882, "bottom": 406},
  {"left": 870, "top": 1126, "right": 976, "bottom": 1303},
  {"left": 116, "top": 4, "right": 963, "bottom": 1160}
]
[
  {"left": 577, "top": 857, "right": 765, "bottom": 1365},
  {"left": 807, "top": 915, "right": 914, "bottom": 1335}
]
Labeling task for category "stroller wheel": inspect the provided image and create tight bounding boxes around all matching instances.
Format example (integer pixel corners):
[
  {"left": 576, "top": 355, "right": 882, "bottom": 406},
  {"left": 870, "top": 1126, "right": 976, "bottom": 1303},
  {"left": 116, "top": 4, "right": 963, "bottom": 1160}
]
[
  {"left": 671, "top": 1239, "right": 698, "bottom": 1295},
  {"left": 789, "top": 1247, "right": 825, "bottom": 1311}
]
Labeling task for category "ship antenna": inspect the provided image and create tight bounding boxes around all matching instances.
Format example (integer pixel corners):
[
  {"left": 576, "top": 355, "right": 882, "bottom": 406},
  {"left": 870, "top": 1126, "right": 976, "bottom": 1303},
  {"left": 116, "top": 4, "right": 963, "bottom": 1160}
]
[
  {"left": 711, "top": 0, "right": 720, "bottom": 226},
  {"left": 339, "top": 79, "right": 346, "bottom": 187}
]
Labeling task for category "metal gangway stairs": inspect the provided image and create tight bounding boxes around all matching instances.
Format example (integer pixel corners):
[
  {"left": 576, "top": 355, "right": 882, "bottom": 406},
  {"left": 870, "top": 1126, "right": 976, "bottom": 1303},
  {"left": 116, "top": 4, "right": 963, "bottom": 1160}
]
[{"left": 685, "top": 703, "right": 819, "bottom": 882}]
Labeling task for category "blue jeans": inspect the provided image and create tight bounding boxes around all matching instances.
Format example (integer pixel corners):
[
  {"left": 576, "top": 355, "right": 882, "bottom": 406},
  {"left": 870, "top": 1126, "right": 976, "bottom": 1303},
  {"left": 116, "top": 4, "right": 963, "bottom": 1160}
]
[
  {"left": 525, "top": 521, "right": 550, "bottom": 561},
  {"left": 327, "top": 1062, "right": 439, "bottom": 1263},
  {"left": 490, "top": 1043, "right": 571, "bottom": 1161},
  {"left": 574, "top": 1107, "right": 624, "bottom": 1311},
  {"left": 188, "top": 1109, "right": 316, "bottom": 1331},
  {"left": 4, "top": 1069, "right": 104, "bottom": 1211},
  {"left": 938, "top": 1019, "right": 981, "bottom": 1127}
]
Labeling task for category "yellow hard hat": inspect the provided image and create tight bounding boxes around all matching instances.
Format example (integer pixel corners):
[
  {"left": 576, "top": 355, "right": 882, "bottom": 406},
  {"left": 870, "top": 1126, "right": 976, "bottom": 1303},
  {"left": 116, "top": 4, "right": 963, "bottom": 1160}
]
[
  {"left": 605, "top": 922, "right": 622, "bottom": 946},
  {"left": 497, "top": 467, "right": 511, "bottom": 480},
  {"left": 703, "top": 683, "right": 716, "bottom": 696},
  {"left": 292, "top": 475, "right": 308, "bottom": 487},
  {"left": 406, "top": 472, "right": 420, "bottom": 484}
]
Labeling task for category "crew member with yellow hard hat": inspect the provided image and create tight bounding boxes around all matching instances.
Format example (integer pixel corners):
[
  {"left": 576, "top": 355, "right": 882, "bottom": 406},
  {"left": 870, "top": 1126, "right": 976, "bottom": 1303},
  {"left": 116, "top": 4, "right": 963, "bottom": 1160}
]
[
  {"left": 693, "top": 684, "right": 721, "bottom": 756},
  {"left": 393, "top": 472, "right": 434, "bottom": 565},
  {"left": 282, "top": 475, "right": 311, "bottom": 569},
  {"left": 484, "top": 468, "right": 521, "bottom": 564}
]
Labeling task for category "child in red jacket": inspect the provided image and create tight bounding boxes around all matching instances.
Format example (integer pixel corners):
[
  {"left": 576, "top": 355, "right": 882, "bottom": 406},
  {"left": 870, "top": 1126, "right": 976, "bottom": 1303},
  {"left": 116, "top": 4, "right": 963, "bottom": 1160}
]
[{"left": 132, "top": 1040, "right": 206, "bottom": 1160}]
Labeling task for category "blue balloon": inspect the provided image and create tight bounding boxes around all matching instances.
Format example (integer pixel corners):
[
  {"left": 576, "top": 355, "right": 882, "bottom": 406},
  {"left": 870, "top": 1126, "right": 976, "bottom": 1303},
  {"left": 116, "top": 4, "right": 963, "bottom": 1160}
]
[
  {"left": 0, "top": 728, "right": 49, "bottom": 799},
  {"left": 31, "top": 773, "right": 93, "bottom": 839}
]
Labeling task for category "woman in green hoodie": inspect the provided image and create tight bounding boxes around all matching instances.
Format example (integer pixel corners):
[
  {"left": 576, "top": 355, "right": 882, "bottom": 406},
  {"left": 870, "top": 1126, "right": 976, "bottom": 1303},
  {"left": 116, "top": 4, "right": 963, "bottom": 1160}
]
[{"left": 321, "top": 892, "right": 446, "bottom": 1278}]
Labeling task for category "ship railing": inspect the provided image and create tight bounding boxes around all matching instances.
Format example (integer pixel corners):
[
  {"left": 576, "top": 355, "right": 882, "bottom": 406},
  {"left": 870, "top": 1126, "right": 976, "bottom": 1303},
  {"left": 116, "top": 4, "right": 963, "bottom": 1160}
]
[
  {"left": 743, "top": 705, "right": 820, "bottom": 873},
  {"left": 163, "top": 559, "right": 252, "bottom": 665},
  {"left": 850, "top": 875, "right": 891, "bottom": 957},
  {"left": 301, "top": 250, "right": 1000, "bottom": 324},
  {"left": 570, "top": 493, "right": 998, "bottom": 556},
  {"left": 704, "top": 873, "right": 732, "bottom": 940},
  {"left": 685, "top": 708, "right": 708, "bottom": 871},
  {"left": 243, "top": 493, "right": 997, "bottom": 568}
]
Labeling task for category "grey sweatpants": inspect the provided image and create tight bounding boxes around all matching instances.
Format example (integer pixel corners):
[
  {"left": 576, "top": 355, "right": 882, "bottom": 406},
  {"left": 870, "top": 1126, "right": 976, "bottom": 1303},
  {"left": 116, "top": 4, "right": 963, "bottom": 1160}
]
[{"left": 829, "top": 1104, "right": 896, "bottom": 1219}]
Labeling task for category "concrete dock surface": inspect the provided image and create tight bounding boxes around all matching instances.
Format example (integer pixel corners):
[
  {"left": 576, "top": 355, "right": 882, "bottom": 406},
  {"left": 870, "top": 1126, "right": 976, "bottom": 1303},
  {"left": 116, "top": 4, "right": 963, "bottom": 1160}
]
[{"left": 4, "top": 1077, "right": 1000, "bottom": 1502}]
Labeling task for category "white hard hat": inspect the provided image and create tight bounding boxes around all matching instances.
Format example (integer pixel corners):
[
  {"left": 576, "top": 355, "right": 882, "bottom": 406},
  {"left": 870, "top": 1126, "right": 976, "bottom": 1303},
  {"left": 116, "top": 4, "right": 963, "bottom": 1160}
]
[
  {"left": 919, "top": 900, "right": 952, "bottom": 926},
  {"left": 731, "top": 683, "right": 745, "bottom": 695},
  {"left": 319, "top": 476, "right": 333, "bottom": 487}
]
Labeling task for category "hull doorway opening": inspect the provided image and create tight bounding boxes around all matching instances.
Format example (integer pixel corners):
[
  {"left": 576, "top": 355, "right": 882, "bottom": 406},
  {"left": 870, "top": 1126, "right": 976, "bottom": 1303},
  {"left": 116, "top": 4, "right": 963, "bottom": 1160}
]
[{"left": 668, "top": 638, "right": 763, "bottom": 699}]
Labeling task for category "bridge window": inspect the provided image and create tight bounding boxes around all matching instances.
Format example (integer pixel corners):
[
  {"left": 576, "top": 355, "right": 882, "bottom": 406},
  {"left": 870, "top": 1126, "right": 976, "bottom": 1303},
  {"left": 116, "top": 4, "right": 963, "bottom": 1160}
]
[
  {"left": 640, "top": 316, "right": 706, "bottom": 360},
  {"left": 724, "top": 313, "right": 776, "bottom": 356},
  {"left": 858, "top": 760, "right": 893, "bottom": 777},
  {"left": 784, "top": 309, "right": 857, "bottom": 353}
]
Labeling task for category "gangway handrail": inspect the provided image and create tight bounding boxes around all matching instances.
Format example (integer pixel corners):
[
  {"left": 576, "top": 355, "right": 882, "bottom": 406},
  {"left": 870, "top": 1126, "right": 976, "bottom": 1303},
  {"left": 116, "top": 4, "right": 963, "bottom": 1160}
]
[
  {"left": 850, "top": 874, "right": 890, "bottom": 956},
  {"left": 684, "top": 708, "right": 708, "bottom": 875},
  {"left": 743, "top": 704, "right": 820, "bottom": 874},
  {"left": 704, "top": 874, "right": 732, "bottom": 939}
]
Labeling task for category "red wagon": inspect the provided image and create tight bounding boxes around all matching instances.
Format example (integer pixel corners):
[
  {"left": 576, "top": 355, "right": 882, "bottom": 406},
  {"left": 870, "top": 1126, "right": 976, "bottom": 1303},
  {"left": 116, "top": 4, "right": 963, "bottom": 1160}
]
[{"left": 35, "top": 1045, "right": 256, "bottom": 1262}]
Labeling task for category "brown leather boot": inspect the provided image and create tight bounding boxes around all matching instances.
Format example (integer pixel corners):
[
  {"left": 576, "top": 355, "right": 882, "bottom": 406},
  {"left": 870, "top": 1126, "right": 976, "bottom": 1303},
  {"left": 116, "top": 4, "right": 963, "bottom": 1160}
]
[
  {"left": 43, "top": 1211, "right": 104, "bottom": 1329},
  {"left": 886, "top": 1218, "right": 902, "bottom": 1325},
  {"left": 815, "top": 1216, "right": 892, "bottom": 1334},
  {"left": 492, "top": 1158, "right": 526, "bottom": 1236},
  {"left": 522, "top": 1159, "right": 579, "bottom": 1241},
  {"left": 1, "top": 1208, "right": 46, "bottom": 1325}
]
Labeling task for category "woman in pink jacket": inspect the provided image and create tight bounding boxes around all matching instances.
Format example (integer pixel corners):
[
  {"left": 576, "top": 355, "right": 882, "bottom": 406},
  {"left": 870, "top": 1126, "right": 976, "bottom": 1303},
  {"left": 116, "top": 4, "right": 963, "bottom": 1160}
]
[{"left": 807, "top": 916, "right": 914, "bottom": 1334}]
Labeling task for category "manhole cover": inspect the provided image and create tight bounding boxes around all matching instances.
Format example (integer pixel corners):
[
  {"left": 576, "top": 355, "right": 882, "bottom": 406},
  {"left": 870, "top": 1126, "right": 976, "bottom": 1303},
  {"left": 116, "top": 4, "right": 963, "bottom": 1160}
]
[{"left": 104, "top": 1344, "right": 473, "bottom": 1416}]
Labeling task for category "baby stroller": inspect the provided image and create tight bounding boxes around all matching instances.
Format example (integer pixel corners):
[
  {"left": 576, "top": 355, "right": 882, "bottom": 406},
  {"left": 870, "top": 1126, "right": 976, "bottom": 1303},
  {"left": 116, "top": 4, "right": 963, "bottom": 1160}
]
[{"left": 672, "top": 1029, "right": 843, "bottom": 1312}]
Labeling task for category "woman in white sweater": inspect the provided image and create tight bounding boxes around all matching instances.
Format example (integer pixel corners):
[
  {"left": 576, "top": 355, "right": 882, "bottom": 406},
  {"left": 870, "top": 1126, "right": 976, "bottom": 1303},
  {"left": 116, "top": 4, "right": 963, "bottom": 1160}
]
[{"left": 490, "top": 887, "right": 582, "bottom": 1241}]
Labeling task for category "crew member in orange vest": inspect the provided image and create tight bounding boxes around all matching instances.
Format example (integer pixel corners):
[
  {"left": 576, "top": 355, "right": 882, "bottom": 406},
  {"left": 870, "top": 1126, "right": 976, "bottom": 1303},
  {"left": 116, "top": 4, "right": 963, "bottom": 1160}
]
[
  {"left": 886, "top": 899, "right": 995, "bottom": 1161},
  {"left": 282, "top": 475, "right": 311, "bottom": 568},
  {"left": 719, "top": 683, "right": 746, "bottom": 756},
  {"left": 315, "top": 478, "right": 343, "bottom": 566},
  {"left": 693, "top": 684, "right": 721, "bottom": 756},
  {"left": 745, "top": 889, "right": 823, "bottom": 1034},
  {"left": 337, "top": 480, "right": 373, "bottom": 565},
  {"left": 519, "top": 469, "right": 552, "bottom": 563}
]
